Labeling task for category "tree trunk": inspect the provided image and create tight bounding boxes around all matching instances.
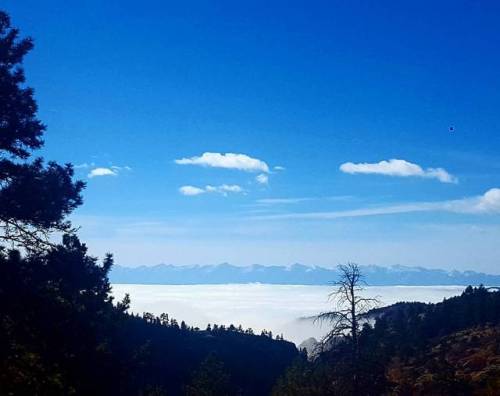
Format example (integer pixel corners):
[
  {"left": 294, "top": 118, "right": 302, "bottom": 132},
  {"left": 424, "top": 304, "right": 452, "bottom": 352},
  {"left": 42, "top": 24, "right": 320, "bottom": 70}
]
[{"left": 350, "top": 281, "right": 359, "bottom": 395}]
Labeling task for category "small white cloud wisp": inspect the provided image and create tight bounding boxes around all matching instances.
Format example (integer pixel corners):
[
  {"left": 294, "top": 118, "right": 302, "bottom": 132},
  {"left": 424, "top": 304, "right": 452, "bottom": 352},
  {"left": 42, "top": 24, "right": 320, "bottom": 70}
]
[
  {"left": 254, "top": 188, "right": 500, "bottom": 220},
  {"left": 340, "top": 159, "right": 457, "bottom": 183},
  {"left": 88, "top": 167, "right": 117, "bottom": 178},
  {"left": 179, "top": 184, "right": 244, "bottom": 196},
  {"left": 87, "top": 165, "right": 131, "bottom": 179},
  {"left": 256, "top": 174, "right": 269, "bottom": 185}
]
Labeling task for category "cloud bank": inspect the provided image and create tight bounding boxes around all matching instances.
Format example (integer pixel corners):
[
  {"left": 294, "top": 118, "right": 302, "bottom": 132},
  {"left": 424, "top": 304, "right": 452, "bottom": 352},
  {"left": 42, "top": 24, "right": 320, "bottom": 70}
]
[
  {"left": 340, "top": 159, "right": 457, "bottom": 183},
  {"left": 175, "top": 152, "right": 269, "bottom": 173}
]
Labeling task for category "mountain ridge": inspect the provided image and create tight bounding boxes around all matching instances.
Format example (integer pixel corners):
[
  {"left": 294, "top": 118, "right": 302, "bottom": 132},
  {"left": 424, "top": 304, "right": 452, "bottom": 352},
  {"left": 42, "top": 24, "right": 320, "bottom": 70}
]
[{"left": 109, "top": 263, "right": 500, "bottom": 286}]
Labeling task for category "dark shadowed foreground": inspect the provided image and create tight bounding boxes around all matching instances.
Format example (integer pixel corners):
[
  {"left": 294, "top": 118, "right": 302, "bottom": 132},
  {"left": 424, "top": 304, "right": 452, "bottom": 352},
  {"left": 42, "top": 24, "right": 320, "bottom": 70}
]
[{"left": 0, "top": 241, "right": 297, "bottom": 395}]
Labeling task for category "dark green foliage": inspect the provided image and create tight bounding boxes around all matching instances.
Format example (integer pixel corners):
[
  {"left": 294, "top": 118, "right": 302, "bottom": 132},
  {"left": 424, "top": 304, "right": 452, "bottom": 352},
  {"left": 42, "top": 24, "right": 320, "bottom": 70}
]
[
  {"left": 0, "top": 242, "right": 297, "bottom": 394},
  {"left": 0, "top": 10, "right": 84, "bottom": 251},
  {"left": 0, "top": 237, "right": 118, "bottom": 395},
  {"left": 112, "top": 311, "right": 296, "bottom": 395},
  {"left": 272, "top": 355, "right": 336, "bottom": 396},
  {"left": 0, "top": 11, "right": 43, "bottom": 158},
  {"left": 0, "top": 232, "right": 298, "bottom": 395},
  {"left": 185, "top": 353, "right": 233, "bottom": 396},
  {"left": 367, "top": 285, "right": 500, "bottom": 361}
]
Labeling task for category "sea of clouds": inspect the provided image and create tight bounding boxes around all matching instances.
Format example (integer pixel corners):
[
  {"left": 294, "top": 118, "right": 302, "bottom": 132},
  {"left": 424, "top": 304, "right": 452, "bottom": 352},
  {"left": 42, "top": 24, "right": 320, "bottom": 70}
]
[{"left": 112, "top": 284, "right": 465, "bottom": 345}]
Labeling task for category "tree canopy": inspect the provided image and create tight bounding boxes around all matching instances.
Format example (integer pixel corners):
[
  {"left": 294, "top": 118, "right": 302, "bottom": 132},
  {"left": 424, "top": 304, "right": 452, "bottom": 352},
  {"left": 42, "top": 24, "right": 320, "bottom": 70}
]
[{"left": 0, "top": 10, "right": 84, "bottom": 252}]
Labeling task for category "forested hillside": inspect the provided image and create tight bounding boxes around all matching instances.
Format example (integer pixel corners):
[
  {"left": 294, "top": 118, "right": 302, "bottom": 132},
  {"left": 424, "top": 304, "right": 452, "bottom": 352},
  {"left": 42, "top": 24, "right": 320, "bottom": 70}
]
[
  {"left": 0, "top": 238, "right": 297, "bottom": 395},
  {"left": 388, "top": 325, "right": 500, "bottom": 394},
  {"left": 273, "top": 285, "right": 500, "bottom": 395}
]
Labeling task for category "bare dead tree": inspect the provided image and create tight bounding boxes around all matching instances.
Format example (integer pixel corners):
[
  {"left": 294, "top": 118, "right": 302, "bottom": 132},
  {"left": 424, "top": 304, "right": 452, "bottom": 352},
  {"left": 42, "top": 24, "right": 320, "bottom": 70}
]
[{"left": 315, "top": 263, "right": 379, "bottom": 392}]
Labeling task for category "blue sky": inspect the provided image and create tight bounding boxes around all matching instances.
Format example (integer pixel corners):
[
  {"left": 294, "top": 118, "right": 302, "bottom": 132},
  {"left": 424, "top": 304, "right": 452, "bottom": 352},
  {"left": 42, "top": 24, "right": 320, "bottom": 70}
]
[{"left": 5, "top": 1, "right": 500, "bottom": 272}]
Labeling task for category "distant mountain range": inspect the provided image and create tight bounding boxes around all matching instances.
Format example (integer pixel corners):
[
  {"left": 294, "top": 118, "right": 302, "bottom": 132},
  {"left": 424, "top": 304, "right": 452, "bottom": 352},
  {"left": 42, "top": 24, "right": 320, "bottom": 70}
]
[{"left": 109, "top": 263, "right": 500, "bottom": 286}]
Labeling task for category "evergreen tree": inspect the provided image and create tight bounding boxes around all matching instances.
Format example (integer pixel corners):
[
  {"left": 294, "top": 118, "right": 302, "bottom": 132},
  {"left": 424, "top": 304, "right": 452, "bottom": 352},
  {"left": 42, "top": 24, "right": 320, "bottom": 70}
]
[
  {"left": 0, "top": 11, "right": 84, "bottom": 252},
  {"left": 185, "top": 354, "right": 233, "bottom": 396}
]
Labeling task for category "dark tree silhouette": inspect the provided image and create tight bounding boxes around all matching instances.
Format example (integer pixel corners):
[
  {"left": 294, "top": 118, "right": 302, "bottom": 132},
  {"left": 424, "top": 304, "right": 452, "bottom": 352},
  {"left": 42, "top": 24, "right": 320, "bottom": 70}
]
[
  {"left": 0, "top": 11, "right": 84, "bottom": 252},
  {"left": 317, "top": 263, "right": 378, "bottom": 350},
  {"left": 315, "top": 263, "right": 378, "bottom": 394}
]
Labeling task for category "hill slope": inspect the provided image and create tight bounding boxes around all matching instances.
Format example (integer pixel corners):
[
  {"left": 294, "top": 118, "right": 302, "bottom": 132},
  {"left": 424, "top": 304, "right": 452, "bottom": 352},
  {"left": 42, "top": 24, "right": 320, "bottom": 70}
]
[{"left": 388, "top": 325, "right": 500, "bottom": 395}]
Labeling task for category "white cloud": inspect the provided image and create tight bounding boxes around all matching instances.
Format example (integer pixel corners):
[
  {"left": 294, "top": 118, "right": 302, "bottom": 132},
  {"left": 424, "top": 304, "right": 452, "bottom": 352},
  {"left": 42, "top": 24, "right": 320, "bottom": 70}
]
[
  {"left": 459, "top": 188, "right": 500, "bottom": 213},
  {"left": 179, "top": 184, "right": 244, "bottom": 196},
  {"left": 175, "top": 152, "right": 270, "bottom": 173},
  {"left": 88, "top": 167, "right": 117, "bottom": 178},
  {"left": 477, "top": 188, "right": 500, "bottom": 212},
  {"left": 86, "top": 164, "right": 131, "bottom": 178},
  {"left": 274, "top": 166, "right": 286, "bottom": 171},
  {"left": 340, "top": 159, "right": 457, "bottom": 183},
  {"left": 255, "top": 188, "right": 500, "bottom": 220},
  {"left": 217, "top": 184, "right": 244, "bottom": 193},
  {"left": 256, "top": 174, "right": 269, "bottom": 184},
  {"left": 179, "top": 186, "right": 206, "bottom": 196}
]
